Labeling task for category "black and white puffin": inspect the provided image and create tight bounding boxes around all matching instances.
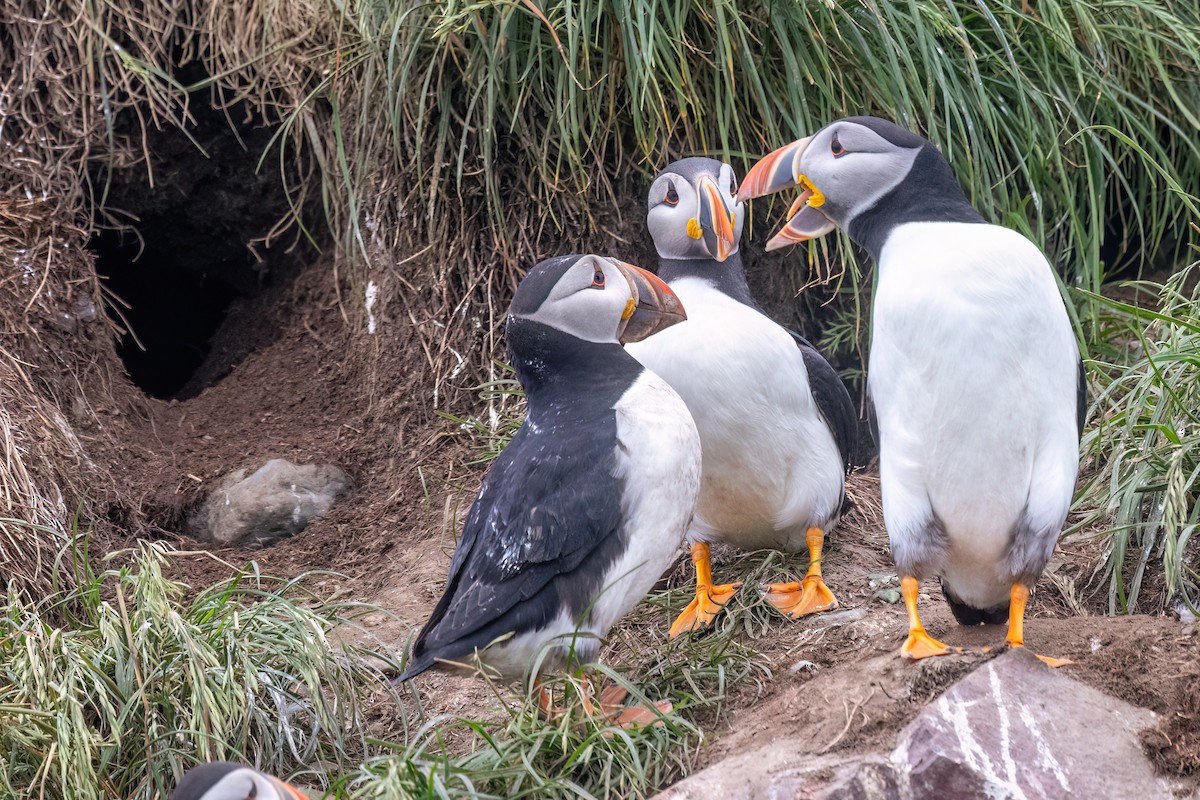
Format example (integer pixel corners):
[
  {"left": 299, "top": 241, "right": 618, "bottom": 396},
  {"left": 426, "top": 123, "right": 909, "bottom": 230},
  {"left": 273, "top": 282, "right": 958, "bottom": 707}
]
[
  {"left": 624, "top": 157, "right": 856, "bottom": 637},
  {"left": 739, "top": 117, "right": 1083, "bottom": 662},
  {"left": 171, "top": 763, "right": 308, "bottom": 800},
  {"left": 397, "top": 254, "right": 700, "bottom": 717}
]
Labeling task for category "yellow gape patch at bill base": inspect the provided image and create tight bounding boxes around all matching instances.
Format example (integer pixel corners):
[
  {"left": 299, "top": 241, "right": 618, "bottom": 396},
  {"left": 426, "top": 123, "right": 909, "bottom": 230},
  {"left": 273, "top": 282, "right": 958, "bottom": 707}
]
[
  {"left": 622, "top": 297, "right": 636, "bottom": 320},
  {"left": 686, "top": 217, "right": 703, "bottom": 239},
  {"left": 799, "top": 175, "right": 825, "bottom": 207}
]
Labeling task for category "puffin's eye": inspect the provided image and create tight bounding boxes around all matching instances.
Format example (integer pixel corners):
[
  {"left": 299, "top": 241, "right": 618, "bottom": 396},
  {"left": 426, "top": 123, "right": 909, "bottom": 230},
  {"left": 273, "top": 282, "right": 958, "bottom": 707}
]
[
  {"left": 728, "top": 173, "right": 738, "bottom": 196},
  {"left": 664, "top": 181, "right": 679, "bottom": 206},
  {"left": 592, "top": 269, "right": 605, "bottom": 287},
  {"left": 830, "top": 132, "right": 846, "bottom": 157}
]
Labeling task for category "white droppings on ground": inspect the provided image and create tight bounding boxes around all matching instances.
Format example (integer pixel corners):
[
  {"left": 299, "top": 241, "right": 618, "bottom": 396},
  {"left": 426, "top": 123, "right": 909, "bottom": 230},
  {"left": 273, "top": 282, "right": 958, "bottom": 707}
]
[{"left": 365, "top": 280, "right": 379, "bottom": 334}]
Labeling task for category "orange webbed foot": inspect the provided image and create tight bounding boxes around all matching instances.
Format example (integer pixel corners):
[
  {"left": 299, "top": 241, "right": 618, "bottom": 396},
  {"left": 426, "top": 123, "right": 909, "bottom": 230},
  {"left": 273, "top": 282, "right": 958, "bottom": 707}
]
[
  {"left": 763, "top": 575, "right": 839, "bottom": 618},
  {"left": 668, "top": 582, "right": 742, "bottom": 638},
  {"left": 901, "top": 628, "right": 959, "bottom": 660}
]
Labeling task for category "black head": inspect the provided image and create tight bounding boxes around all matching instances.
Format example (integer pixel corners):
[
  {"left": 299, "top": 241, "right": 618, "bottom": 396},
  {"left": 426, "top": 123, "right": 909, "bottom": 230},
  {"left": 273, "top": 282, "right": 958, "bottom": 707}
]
[{"left": 507, "top": 254, "right": 684, "bottom": 353}]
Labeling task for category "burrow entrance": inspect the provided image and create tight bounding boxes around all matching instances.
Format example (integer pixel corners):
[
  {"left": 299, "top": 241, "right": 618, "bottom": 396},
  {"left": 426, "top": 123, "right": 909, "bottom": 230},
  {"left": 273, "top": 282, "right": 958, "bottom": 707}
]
[{"left": 90, "top": 73, "right": 316, "bottom": 400}]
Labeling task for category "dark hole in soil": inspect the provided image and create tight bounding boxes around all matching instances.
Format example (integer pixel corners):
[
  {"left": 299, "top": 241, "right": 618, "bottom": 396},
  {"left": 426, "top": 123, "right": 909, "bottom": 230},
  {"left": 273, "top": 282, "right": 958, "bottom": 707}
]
[
  {"left": 90, "top": 63, "right": 315, "bottom": 400},
  {"left": 92, "top": 229, "right": 242, "bottom": 398}
]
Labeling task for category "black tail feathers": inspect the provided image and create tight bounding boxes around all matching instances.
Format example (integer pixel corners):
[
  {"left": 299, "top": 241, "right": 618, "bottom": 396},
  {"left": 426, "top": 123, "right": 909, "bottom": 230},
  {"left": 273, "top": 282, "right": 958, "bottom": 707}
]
[{"left": 940, "top": 580, "right": 1008, "bottom": 626}]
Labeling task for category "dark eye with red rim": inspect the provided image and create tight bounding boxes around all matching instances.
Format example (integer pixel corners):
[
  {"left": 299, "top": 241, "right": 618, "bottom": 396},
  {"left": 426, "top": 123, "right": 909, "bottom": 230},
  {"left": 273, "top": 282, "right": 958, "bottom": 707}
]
[
  {"left": 592, "top": 269, "right": 605, "bottom": 287},
  {"left": 729, "top": 173, "right": 738, "bottom": 196},
  {"left": 664, "top": 181, "right": 679, "bottom": 206},
  {"left": 831, "top": 132, "right": 846, "bottom": 156}
]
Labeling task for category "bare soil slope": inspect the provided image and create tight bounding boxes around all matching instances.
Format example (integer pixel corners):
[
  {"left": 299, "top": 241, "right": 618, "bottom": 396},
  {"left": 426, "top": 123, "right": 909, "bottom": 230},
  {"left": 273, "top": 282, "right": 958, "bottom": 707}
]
[{"left": 88, "top": 255, "right": 1198, "bottom": 792}]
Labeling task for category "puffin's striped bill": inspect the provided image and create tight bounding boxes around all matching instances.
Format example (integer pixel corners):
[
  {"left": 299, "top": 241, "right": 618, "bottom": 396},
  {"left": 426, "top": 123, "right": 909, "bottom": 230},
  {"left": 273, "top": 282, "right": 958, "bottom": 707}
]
[
  {"left": 267, "top": 775, "right": 311, "bottom": 800},
  {"left": 697, "top": 175, "right": 736, "bottom": 261},
  {"left": 737, "top": 136, "right": 812, "bottom": 201},
  {"left": 611, "top": 260, "right": 686, "bottom": 343},
  {"left": 765, "top": 203, "right": 836, "bottom": 251}
]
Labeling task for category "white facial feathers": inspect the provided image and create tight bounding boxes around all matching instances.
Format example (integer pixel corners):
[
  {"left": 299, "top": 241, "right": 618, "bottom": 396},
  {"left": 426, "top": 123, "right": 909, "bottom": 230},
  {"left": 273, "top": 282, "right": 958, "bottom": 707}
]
[
  {"left": 647, "top": 161, "right": 745, "bottom": 261},
  {"left": 512, "top": 256, "right": 635, "bottom": 344}
]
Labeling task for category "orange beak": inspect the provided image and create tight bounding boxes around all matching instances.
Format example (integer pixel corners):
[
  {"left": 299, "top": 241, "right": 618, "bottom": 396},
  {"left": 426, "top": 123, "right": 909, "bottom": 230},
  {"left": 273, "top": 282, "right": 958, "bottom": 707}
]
[
  {"left": 613, "top": 260, "right": 687, "bottom": 343},
  {"left": 697, "top": 175, "right": 737, "bottom": 262},
  {"left": 739, "top": 136, "right": 837, "bottom": 250},
  {"left": 737, "top": 136, "right": 813, "bottom": 202}
]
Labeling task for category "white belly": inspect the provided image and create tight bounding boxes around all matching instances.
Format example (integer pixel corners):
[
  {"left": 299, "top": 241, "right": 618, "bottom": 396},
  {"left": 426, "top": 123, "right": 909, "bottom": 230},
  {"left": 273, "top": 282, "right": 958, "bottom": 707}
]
[
  {"left": 626, "top": 278, "right": 844, "bottom": 551},
  {"left": 870, "top": 223, "right": 1080, "bottom": 606},
  {"left": 587, "top": 370, "right": 701, "bottom": 634}
]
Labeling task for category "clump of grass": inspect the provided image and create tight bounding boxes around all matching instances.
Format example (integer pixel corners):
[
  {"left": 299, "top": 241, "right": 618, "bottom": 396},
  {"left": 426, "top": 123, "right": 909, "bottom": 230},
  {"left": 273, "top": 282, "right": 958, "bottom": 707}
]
[
  {"left": 1077, "top": 260, "right": 1200, "bottom": 614},
  {"left": 438, "top": 366, "right": 525, "bottom": 465},
  {"left": 0, "top": 541, "right": 399, "bottom": 799},
  {"left": 350, "top": 608, "right": 770, "bottom": 800}
]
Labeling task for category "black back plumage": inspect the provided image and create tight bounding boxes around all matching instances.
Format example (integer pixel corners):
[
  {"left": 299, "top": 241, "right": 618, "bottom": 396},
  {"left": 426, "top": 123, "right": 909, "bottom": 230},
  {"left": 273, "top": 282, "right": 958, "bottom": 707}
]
[
  {"left": 397, "top": 316, "right": 645, "bottom": 681},
  {"left": 791, "top": 331, "right": 857, "bottom": 471}
]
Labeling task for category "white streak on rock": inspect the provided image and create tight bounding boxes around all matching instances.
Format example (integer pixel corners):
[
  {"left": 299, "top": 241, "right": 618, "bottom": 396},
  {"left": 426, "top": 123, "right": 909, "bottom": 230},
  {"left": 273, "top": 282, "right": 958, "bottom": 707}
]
[{"left": 1018, "top": 700, "right": 1071, "bottom": 793}]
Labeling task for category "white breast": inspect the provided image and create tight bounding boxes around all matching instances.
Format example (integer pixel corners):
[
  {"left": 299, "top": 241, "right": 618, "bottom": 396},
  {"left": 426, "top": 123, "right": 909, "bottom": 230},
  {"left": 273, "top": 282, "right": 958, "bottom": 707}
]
[
  {"left": 626, "top": 278, "right": 845, "bottom": 551},
  {"left": 870, "top": 222, "right": 1080, "bottom": 607},
  {"left": 586, "top": 370, "right": 701, "bottom": 636}
]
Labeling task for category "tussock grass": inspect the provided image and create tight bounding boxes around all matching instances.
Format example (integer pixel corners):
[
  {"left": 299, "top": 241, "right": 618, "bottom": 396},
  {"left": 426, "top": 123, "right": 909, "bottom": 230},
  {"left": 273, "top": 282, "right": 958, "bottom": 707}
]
[
  {"left": 357, "top": 596, "right": 770, "bottom": 800},
  {"left": 8, "top": 0, "right": 1200, "bottom": 312},
  {"left": 0, "top": 542, "right": 398, "bottom": 799},
  {"left": 1077, "top": 260, "right": 1200, "bottom": 614}
]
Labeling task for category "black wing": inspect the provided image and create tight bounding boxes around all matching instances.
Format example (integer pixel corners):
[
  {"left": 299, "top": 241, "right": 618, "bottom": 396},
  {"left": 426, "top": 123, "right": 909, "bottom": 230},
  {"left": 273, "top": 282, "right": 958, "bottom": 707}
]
[
  {"left": 399, "top": 415, "right": 624, "bottom": 679},
  {"left": 789, "top": 330, "right": 857, "bottom": 470},
  {"left": 1076, "top": 358, "right": 1087, "bottom": 439}
]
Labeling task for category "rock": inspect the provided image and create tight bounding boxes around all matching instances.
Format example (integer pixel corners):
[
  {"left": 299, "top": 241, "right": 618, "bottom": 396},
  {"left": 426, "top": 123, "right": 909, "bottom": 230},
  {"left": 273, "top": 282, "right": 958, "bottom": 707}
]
[
  {"left": 656, "top": 649, "right": 1194, "bottom": 800},
  {"left": 812, "top": 607, "right": 868, "bottom": 627},
  {"left": 187, "top": 459, "right": 351, "bottom": 547},
  {"left": 889, "top": 648, "right": 1170, "bottom": 799},
  {"left": 652, "top": 748, "right": 874, "bottom": 800}
]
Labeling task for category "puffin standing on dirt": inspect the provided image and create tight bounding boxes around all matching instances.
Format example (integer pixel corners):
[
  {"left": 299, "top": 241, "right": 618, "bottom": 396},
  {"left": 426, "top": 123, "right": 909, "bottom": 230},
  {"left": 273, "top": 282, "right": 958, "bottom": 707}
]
[
  {"left": 738, "top": 116, "right": 1083, "bottom": 662},
  {"left": 172, "top": 763, "right": 308, "bottom": 800},
  {"left": 397, "top": 254, "right": 700, "bottom": 720},
  {"left": 624, "top": 157, "right": 856, "bottom": 637}
]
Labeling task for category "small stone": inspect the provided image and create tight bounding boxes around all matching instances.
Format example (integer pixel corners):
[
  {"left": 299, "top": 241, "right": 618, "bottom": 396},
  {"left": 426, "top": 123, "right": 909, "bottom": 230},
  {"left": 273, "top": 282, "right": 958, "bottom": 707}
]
[
  {"left": 186, "top": 459, "right": 352, "bottom": 547},
  {"left": 873, "top": 588, "right": 902, "bottom": 604},
  {"left": 868, "top": 572, "right": 898, "bottom": 590},
  {"left": 813, "top": 607, "right": 868, "bottom": 627}
]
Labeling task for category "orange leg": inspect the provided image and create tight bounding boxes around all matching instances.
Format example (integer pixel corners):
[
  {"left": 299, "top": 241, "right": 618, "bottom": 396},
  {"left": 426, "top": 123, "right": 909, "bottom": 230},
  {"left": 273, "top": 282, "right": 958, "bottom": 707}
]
[
  {"left": 669, "top": 542, "right": 741, "bottom": 638},
  {"left": 539, "top": 675, "right": 671, "bottom": 730},
  {"left": 1006, "top": 582, "right": 1072, "bottom": 667},
  {"left": 763, "top": 527, "right": 839, "bottom": 618},
  {"left": 900, "top": 576, "right": 956, "bottom": 660}
]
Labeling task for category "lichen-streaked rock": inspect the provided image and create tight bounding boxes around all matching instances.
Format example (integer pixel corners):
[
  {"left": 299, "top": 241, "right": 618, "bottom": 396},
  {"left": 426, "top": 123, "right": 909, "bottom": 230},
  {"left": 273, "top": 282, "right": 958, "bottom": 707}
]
[
  {"left": 656, "top": 649, "right": 1194, "bottom": 800},
  {"left": 186, "top": 459, "right": 351, "bottom": 547}
]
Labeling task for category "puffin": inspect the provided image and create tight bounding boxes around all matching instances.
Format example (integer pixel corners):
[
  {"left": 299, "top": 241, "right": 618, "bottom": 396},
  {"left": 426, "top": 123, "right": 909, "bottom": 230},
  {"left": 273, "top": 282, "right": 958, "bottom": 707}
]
[
  {"left": 738, "top": 116, "right": 1084, "bottom": 662},
  {"left": 624, "top": 157, "right": 857, "bottom": 637},
  {"left": 397, "top": 254, "right": 700, "bottom": 720},
  {"left": 171, "top": 763, "right": 308, "bottom": 800}
]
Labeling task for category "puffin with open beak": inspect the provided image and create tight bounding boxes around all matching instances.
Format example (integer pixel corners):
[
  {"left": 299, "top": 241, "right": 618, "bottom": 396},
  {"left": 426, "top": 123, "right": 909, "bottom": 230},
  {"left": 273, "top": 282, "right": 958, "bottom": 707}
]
[
  {"left": 739, "top": 117, "right": 1083, "bottom": 663},
  {"left": 397, "top": 254, "right": 700, "bottom": 724},
  {"left": 625, "top": 158, "right": 856, "bottom": 636}
]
